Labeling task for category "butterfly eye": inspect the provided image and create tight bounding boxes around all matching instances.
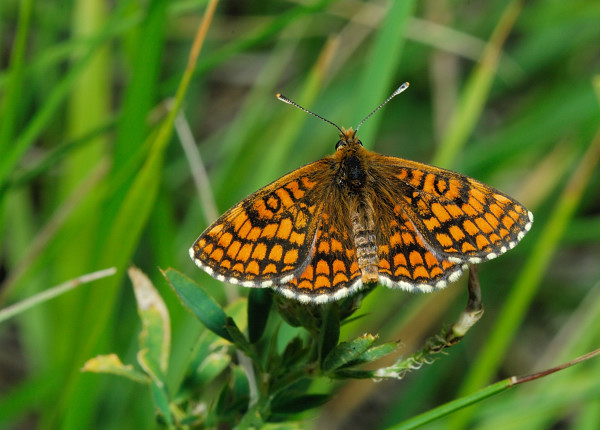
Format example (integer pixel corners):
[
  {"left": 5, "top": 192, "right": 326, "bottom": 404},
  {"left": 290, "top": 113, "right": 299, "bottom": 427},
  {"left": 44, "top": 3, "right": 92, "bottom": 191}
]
[
  {"left": 335, "top": 140, "right": 346, "bottom": 150},
  {"left": 357, "top": 140, "right": 363, "bottom": 146}
]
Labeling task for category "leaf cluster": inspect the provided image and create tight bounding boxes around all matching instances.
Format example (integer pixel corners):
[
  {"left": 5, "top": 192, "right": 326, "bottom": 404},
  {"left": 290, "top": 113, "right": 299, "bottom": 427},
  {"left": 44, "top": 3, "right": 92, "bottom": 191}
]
[{"left": 86, "top": 268, "right": 457, "bottom": 428}]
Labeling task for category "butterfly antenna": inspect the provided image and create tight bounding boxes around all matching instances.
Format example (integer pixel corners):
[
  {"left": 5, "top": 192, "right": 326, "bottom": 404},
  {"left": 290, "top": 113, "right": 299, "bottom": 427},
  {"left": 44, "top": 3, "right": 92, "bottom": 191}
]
[
  {"left": 276, "top": 93, "right": 345, "bottom": 135},
  {"left": 355, "top": 82, "right": 410, "bottom": 132}
]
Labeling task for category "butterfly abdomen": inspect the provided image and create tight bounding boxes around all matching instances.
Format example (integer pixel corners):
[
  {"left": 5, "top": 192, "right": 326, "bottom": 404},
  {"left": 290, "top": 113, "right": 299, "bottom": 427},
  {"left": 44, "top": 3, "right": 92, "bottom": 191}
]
[{"left": 350, "top": 199, "right": 379, "bottom": 284}]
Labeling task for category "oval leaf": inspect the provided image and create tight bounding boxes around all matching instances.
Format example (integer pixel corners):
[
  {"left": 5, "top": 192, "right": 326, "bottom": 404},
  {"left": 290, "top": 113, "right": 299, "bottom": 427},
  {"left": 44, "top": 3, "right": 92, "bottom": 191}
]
[
  {"left": 162, "top": 268, "right": 232, "bottom": 342},
  {"left": 129, "top": 266, "right": 170, "bottom": 373},
  {"left": 248, "top": 288, "right": 272, "bottom": 343},
  {"left": 322, "top": 334, "right": 377, "bottom": 372}
]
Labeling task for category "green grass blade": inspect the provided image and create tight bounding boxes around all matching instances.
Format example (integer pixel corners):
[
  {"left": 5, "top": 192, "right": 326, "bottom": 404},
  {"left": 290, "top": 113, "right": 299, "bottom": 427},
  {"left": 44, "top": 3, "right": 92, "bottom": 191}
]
[
  {"left": 392, "top": 379, "right": 513, "bottom": 430},
  {"left": 0, "top": 268, "right": 116, "bottom": 324},
  {"left": 355, "top": 0, "right": 415, "bottom": 148},
  {"left": 0, "top": 0, "right": 32, "bottom": 155},
  {"left": 432, "top": 0, "right": 522, "bottom": 168},
  {"left": 0, "top": 15, "right": 111, "bottom": 197}
]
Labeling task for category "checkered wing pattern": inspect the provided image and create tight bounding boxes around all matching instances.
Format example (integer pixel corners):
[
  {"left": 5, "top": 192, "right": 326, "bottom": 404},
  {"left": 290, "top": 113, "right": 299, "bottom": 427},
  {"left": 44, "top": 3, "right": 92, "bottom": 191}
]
[
  {"left": 376, "top": 204, "right": 465, "bottom": 292},
  {"left": 374, "top": 155, "right": 533, "bottom": 269},
  {"left": 190, "top": 160, "right": 331, "bottom": 288},
  {"left": 280, "top": 210, "right": 362, "bottom": 303}
]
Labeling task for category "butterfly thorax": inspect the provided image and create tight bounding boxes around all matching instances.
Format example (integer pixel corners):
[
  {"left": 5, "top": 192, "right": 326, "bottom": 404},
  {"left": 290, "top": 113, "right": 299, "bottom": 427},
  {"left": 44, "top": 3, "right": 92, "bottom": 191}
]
[
  {"left": 332, "top": 128, "right": 379, "bottom": 284},
  {"left": 334, "top": 128, "right": 367, "bottom": 193}
]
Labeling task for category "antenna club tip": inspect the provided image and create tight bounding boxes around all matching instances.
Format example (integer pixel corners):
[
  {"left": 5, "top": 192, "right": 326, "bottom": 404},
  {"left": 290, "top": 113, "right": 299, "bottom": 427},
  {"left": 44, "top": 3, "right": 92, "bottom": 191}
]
[{"left": 276, "top": 93, "right": 292, "bottom": 104}]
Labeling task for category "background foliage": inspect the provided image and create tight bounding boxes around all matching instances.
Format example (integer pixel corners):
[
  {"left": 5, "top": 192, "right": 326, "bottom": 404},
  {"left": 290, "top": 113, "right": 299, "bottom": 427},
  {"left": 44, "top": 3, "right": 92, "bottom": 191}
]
[{"left": 1, "top": 0, "right": 600, "bottom": 428}]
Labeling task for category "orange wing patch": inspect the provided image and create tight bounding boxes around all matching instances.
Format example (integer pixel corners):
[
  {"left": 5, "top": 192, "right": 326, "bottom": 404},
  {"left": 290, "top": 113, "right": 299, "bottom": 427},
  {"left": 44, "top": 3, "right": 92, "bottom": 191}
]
[
  {"left": 190, "top": 160, "right": 331, "bottom": 287},
  {"left": 376, "top": 155, "right": 533, "bottom": 265},
  {"left": 279, "top": 212, "right": 362, "bottom": 303},
  {"left": 377, "top": 207, "right": 465, "bottom": 292}
]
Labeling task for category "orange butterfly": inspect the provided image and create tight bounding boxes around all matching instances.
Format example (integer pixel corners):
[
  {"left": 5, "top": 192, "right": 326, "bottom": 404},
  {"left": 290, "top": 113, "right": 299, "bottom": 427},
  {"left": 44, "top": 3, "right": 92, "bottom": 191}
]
[{"left": 190, "top": 83, "right": 533, "bottom": 304}]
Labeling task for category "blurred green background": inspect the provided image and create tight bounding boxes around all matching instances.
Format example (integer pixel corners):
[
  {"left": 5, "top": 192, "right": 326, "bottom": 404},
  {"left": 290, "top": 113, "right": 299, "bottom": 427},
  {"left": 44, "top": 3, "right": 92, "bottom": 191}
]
[{"left": 1, "top": 0, "right": 600, "bottom": 428}]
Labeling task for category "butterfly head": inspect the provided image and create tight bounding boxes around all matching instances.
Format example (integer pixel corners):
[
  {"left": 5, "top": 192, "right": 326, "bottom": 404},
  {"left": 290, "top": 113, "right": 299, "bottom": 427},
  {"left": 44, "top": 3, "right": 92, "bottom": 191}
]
[{"left": 335, "top": 127, "right": 363, "bottom": 151}]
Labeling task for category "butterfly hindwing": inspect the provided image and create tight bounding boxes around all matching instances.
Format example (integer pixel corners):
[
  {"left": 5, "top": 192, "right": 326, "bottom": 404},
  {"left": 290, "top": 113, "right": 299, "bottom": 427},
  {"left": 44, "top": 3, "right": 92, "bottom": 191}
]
[
  {"left": 376, "top": 203, "right": 466, "bottom": 292},
  {"left": 278, "top": 208, "right": 363, "bottom": 303}
]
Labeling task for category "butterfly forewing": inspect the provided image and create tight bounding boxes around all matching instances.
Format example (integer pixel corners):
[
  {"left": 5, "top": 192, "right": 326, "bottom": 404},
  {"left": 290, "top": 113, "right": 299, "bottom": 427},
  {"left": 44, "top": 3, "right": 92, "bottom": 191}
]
[
  {"left": 375, "top": 155, "right": 533, "bottom": 264},
  {"left": 190, "top": 160, "right": 331, "bottom": 287}
]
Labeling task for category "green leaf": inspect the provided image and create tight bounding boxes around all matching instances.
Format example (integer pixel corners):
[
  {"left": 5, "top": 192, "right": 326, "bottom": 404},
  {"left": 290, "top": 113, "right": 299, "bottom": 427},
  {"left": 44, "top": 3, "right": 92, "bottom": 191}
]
[
  {"left": 195, "top": 348, "right": 232, "bottom": 386},
  {"left": 318, "top": 304, "right": 340, "bottom": 368},
  {"left": 81, "top": 354, "right": 148, "bottom": 384},
  {"left": 138, "top": 348, "right": 173, "bottom": 426},
  {"left": 208, "top": 365, "right": 251, "bottom": 424},
  {"left": 225, "top": 317, "right": 253, "bottom": 356},
  {"left": 322, "top": 334, "right": 377, "bottom": 372},
  {"left": 248, "top": 288, "right": 272, "bottom": 343},
  {"left": 162, "top": 268, "right": 232, "bottom": 342},
  {"left": 270, "top": 393, "right": 331, "bottom": 415},
  {"left": 149, "top": 379, "right": 173, "bottom": 427},
  {"left": 281, "top": 336, "right": 308, "bottom": 368},
  {"left": 129, "top": 266, "right": 170, "bottom": 373},
  {"left": 349, "top": 341, "right": 402, "bottom": 366},
  {"left": 137, "top": 348, "right": 166, "bottom": 390}
]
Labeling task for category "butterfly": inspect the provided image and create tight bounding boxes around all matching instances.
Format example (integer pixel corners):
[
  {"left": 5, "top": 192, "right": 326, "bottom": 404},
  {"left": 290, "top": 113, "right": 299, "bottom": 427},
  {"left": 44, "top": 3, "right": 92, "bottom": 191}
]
[{"left": 190, "top": 83, "right": 533, "bottom": 304}]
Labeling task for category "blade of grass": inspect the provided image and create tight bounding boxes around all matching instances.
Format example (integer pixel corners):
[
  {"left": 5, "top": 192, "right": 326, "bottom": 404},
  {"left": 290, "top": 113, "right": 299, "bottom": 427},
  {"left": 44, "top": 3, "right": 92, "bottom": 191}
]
[
  {"left": 483, "top": 279, "right": 600, "bottom": 429},
  {"left": 63, "top": 0, "right": 110, "bottom": 194},
  {"left": 209, "top": 29, "right": 306, "bottom": 205},
  {"left": 463, "top": 81, "right": 599, "bottom": 177},
  {"left": 0, "top": 160, "right": 110, "bottom": 303},
  {"left": 432, "top": 0, "right": 523, "bottom": 168},
  {"left": 394, "top": 348, "right": 600, "bottom": 430},
  {"left": 0, "top": 372, "right": 62, "bottom": 429},
  {"left": 48, "top": 3, "right": 113, "bottom": 411},
  {"left": 53, "top": 2, "right": 219, "bottom": 429},
  {"left": 162, "top": 0, "right": 335, "bottom": 92},
  {"left": 110, "top": 4, "right": 166, "bottom": 176},
  {"left": 354, "top": 0, "right": 415, "bottom": 147},
  {"left": 0, "top": 0, "right": 32, "bottom": 155},
  {"left": 0, "top": 13, "right": 114, "bottom": 200},
  {"left": 0, "top": 268, "right": 117, "bottom": 324},
  {"left": 253, "top": 36, "right": 339, "bottom": 183},
  {"left": 1, "top": 118, "right": 116, "bottom": 193}
]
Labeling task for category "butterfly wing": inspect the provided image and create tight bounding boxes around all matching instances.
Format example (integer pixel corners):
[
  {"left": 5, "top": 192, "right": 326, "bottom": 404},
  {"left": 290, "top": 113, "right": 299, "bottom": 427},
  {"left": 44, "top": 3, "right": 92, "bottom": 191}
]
[
  {"left": 277, "top": 205, "right": 363, "bottom": 303},
  {"left": 376, "top": 205, "right": 467, "bottom": 292},
  {"left": 190, "top": 159, "right": 333, "bottom": 288},
  {"left": 367, "top": 154, "right": 532, "bottom": 291}
]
